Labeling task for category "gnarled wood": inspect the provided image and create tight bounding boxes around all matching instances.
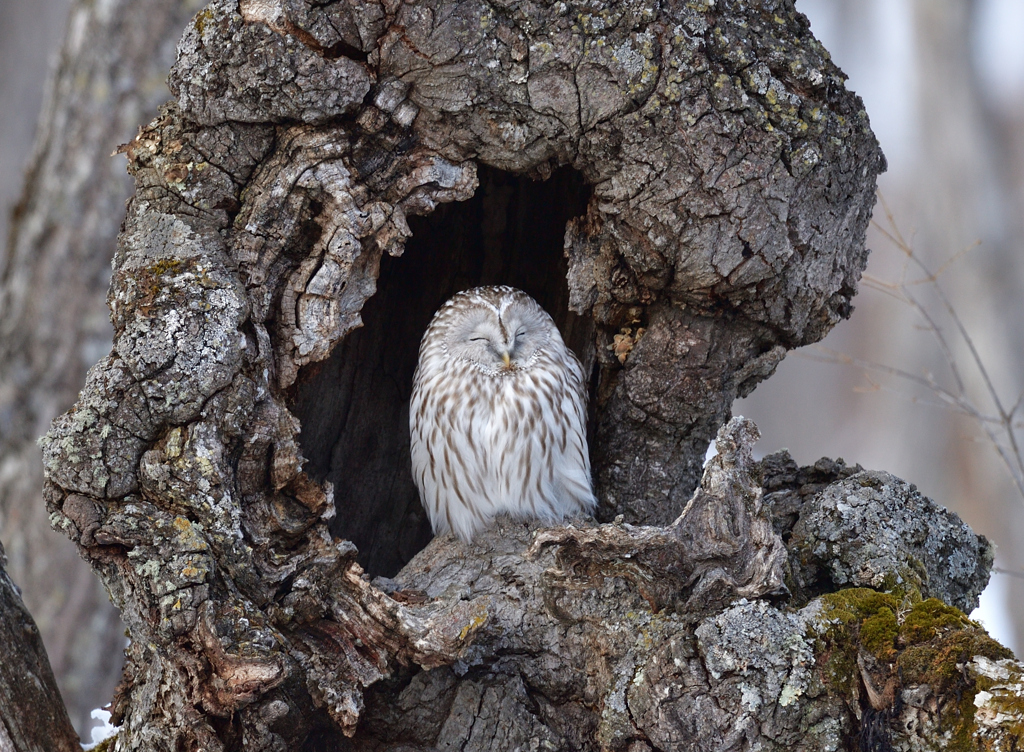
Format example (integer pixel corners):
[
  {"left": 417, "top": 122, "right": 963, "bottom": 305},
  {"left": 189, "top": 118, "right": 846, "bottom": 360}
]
[{"left": 36, "top": 1, "right": 1021, "bottom": 750}]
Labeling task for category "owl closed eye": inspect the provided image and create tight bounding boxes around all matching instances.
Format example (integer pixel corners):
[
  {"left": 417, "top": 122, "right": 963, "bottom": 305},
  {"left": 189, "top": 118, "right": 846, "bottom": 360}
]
[{"left": 409, "top": 285, "right": 596, "bottom": 541}]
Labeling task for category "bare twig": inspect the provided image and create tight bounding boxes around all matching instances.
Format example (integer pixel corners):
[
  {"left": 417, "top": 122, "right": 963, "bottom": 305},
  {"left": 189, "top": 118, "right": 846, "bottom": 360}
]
[
  {"left": 820, "top": 193, "right": 1024, "bottom": 504},
  {"left": 993, "top": 567, "right": 1024, "bottom": 581}
]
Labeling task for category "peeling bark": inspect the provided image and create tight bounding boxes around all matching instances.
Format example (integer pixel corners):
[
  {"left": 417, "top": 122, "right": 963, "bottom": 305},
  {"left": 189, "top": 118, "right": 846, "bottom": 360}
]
[{"left": 35, "top": 0, "right": 1022, "bottom": 750}]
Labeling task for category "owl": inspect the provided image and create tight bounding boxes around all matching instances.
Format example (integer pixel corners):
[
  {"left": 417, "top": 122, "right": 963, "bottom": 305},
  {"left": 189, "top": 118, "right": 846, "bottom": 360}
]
[{"left": 410, "top": 286, "right": 596, "bottom": 541}]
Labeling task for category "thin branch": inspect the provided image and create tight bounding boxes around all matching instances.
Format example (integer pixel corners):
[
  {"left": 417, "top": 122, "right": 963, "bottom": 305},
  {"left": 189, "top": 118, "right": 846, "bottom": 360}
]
[
  {"left": 826, "top": 194, "right": 1024, "bottom": 503},
  {"left": 879, "top": 206, "right": 1017, "bottom": 459},
  {"left": 1011, "top": 389, "right": 1024, "bottom": 419},
  {"left": 993, "top": 567, "right": 1024, "bottom": 581},
  {"left": 914, "top": 240, "right": 978, "bottom": 284},
  {"left": 806, "top": 348, "right": 998, "bottom": 423}
]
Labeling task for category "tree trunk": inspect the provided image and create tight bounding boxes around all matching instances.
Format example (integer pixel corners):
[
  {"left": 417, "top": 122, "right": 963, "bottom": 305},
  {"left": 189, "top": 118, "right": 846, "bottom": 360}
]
[
  {"left": 0, "top": 0, "right": 210, "bottom": 731},
  {"left": 35, "top": 0, "right": 1023, "bottom": 749},
  {"left": 0, "top": 540, "right": 80, "bottom": 752}
]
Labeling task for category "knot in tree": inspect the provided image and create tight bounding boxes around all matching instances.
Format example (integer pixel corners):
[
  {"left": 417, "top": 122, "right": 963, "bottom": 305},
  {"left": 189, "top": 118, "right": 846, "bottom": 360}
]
[{"left": 33, "top": 1, "right": 1018, "bottom": 750}]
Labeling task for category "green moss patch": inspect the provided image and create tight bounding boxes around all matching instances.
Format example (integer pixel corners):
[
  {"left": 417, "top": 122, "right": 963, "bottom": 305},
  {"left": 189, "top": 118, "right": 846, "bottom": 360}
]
[
  {"left": 898, "top": 599, "right": 1010, "bottom": 691},
  {"left": 811, "top": 589, "right": 903, "bottom": 705},
  {"left": 809, "top": 590, "right": 1018, "bottom": 748},
  {"left": 816, "top": 589, "right": 903, "bottom": 663}
]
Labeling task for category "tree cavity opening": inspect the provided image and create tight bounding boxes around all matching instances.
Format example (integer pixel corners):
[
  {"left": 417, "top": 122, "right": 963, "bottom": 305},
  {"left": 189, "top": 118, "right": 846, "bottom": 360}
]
[{"left": 289, "top": 165, "right": 593, "bottom": 577}]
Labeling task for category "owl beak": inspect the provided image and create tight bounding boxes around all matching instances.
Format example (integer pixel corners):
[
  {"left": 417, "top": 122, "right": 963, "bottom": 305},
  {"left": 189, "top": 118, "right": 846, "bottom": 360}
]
[{"left": 501, "top": 351, "right": 511, "bottom": 367}]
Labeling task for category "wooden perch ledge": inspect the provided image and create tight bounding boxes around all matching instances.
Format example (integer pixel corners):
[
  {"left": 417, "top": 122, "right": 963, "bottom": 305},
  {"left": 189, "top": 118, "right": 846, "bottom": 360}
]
[{"left": 528, "top": 418, "right": 787, "bottom": 616}]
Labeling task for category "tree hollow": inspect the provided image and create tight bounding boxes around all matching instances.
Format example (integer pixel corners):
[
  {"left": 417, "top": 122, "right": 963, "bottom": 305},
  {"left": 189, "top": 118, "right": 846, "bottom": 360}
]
[{"left": 290, "top": 165, "right": 592, "bottom": 576}]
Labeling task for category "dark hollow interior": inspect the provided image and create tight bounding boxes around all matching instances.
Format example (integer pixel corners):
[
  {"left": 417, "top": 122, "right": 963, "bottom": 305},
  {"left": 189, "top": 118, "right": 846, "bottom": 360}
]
[{"left": 288, "top": 165, "right": 594, "bottom": 577}]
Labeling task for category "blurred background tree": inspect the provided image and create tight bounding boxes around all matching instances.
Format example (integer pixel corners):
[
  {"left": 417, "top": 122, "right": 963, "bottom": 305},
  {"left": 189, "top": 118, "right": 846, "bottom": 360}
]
[
  {"left": 0, "top": 0, "right": 204, "bottom": 737},
  {"left": 1, "top": 0, "right": 1021, "bottom": 739}
]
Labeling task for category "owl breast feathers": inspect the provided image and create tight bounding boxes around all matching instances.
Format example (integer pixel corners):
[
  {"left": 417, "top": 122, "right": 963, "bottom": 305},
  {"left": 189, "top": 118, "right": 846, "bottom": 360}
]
[{"left": 409, "top": 286, "right": 596, "bottom": 541}]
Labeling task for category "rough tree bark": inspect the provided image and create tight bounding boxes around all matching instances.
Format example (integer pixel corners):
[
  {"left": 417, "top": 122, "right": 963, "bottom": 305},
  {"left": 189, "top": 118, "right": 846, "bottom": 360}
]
[
  {"left": 35, "top": 0, "right": 1024, "bottom": 750},
  {"left": 0, "top": 540, "right": 80, "bottom": 752},
  {"left": 0, "top": 0, "right": 207, "bottom": 729}
]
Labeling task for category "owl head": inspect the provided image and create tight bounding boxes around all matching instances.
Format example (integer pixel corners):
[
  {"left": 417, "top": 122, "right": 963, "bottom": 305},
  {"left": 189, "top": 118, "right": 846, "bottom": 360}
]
[{"left": 441, "top": 286, "right": 556, "bottom": 376}]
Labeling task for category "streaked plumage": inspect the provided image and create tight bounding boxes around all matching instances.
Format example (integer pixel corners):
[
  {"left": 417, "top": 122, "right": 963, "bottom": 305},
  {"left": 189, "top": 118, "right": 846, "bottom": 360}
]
[{"left": 409, "top": 286, "right": 596, "bottom": 541}]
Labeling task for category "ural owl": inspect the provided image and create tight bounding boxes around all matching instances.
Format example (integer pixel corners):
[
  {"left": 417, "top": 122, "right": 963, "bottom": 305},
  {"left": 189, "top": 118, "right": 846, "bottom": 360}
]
[{"left": 410, "top": 286, "right": 596, "bottom": 541}]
